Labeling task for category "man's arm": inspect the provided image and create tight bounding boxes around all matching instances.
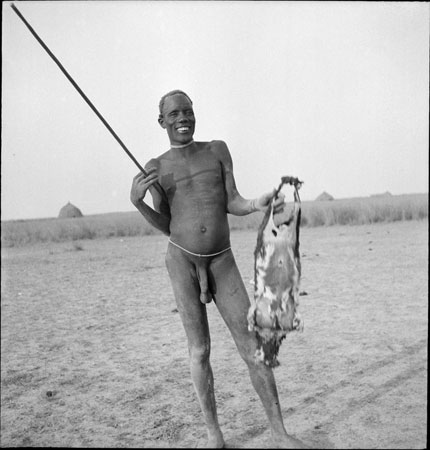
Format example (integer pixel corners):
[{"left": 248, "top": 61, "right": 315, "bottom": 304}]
[
  {"left": 130, "top": 161, "right": 171, "bottom": 236},
  {"left": 215, "top": 141, "right": 283, "bottom": 216}
]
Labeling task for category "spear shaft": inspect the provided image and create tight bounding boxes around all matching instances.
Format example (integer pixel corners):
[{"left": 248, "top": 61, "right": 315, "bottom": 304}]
[{"left": 10, "top": 3, "right": 166, "bottom": 198}]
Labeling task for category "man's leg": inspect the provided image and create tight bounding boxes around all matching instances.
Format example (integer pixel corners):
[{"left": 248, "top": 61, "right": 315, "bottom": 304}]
[
  {"left": 165, "top": 246, "right": 224, "bottom": 448},
  {"left": 210, "top": 251, "right": 306, "bottom": 449}
]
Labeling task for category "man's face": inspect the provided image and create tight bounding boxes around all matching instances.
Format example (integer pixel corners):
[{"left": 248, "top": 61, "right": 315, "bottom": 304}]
[{"left": 158, "top": 94, "right": 195, "bottom": 145}]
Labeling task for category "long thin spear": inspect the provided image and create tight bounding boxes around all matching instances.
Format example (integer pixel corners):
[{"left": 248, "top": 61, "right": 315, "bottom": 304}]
[{"left": 10, "top": 3, "right": 166, "bottom": 199}]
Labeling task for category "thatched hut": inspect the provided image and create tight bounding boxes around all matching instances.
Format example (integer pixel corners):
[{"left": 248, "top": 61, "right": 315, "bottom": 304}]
[
  {"left": 371, "top": 191, "right": 392, "bottom": 198},
  {"left": 58, "top": 202, "right": 83, "bottom": 218},
  {"left": 316, "top": 191, "right": 334, "bottom": 201}
]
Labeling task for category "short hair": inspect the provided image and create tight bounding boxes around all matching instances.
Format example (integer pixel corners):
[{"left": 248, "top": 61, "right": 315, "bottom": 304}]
[{"left": 158, "top": 90, "right": 193, "bottom": 115}]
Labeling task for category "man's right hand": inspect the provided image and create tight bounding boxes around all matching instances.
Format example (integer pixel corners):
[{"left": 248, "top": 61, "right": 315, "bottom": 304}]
[{"left": 130, "top": 167, "right": 159, "bottom": 206}]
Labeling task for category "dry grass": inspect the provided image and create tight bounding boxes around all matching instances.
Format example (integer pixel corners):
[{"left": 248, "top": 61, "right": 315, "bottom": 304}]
[
  {"left": 1, "top": 193, "right": 427, "bottom": 247},
  {"left": 1, "top": 211, "right": 156, "bottom": 247},
  {"left": 299, "top": 193, "right": 428, "bottom": 227}
]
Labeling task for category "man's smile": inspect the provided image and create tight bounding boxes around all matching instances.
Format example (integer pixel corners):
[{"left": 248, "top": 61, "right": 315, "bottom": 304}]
[{"left": 177, "top": 126, "right": 191, "bottom": 133}]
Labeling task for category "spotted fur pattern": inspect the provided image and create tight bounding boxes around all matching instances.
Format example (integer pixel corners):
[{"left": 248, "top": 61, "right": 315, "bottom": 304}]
[{"left": 247, "top": 177, "right": 304, "bottom": 367}]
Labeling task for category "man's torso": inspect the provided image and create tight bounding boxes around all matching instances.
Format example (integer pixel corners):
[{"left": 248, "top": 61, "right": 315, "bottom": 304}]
[{"left": 154, "top": 141, "right": 231, "bottom": 254}]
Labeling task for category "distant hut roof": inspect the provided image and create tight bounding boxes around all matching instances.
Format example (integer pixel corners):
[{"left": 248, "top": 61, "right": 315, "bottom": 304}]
[
  {"left": 58, "top": 202, "right": 83, "bottom": 218},
  {"left": 371, "top": 191, "right": 392, "bottom": 198},
  {"left": 316, "top": 191, "right": 334, "bottom": 201}
]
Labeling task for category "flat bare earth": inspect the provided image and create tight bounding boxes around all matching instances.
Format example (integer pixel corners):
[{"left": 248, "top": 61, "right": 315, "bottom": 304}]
[{"left": 1, "top": 220, "right": 427, "bottom": 448}]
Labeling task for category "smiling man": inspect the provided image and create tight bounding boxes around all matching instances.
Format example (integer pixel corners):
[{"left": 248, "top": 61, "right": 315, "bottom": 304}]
[{"left": 130, "top": 90, "right": 306, "bottom": 448}]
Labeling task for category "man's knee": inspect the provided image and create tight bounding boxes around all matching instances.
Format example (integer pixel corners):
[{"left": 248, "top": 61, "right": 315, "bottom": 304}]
[
  {"left": 189, "top": 342, "right": 211, "bottom": 365},
  {"left": 233, "top": 334, "right": 260, "bottom": 368},
  {"left": 239, "top": 348, "right": 259, "bottom": 368}
]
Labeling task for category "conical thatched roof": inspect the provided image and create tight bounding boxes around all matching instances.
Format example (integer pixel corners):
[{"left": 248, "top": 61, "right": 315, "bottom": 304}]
[
  {"left": 316, "top": 191, "right": 334, "bottom": 201},
  {"left": 58, "top": 202, "right": 83, "bottom": 218},
  {"left": 371, "top": 191, "right": 392, "bottom": 198}
]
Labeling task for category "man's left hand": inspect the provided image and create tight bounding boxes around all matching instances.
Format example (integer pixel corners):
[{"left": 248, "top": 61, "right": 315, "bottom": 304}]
[{"left": 256, "top": 189, "right": 285, "bottom": 214}]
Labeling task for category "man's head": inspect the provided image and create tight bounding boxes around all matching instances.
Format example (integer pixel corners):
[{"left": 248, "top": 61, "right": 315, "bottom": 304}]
[
  {"left": 159, "top": 90, "right": 193, "bottom": 115},
  {"left": 158, "top": 90, "right": 195, "bottom": 146}
]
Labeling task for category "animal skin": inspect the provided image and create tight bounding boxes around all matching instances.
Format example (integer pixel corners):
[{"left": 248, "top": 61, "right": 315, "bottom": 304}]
[{"left": 247, "top": 176, "right": 304, "bottom": 367}]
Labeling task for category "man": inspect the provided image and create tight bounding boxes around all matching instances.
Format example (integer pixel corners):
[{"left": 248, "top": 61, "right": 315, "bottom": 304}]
[{"left": 130, "top": 90, "right": 306, "bottom": 448}]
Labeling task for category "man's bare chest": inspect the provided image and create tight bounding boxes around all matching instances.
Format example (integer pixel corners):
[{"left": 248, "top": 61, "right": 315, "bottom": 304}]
[{"left": 159, "top": 151, "right": 224, "bottom": 194}]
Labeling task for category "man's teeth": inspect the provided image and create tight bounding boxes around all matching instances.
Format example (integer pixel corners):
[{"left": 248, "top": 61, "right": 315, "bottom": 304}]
[{"left": 177, "top": 127, "right": 189, "bottom": 133}]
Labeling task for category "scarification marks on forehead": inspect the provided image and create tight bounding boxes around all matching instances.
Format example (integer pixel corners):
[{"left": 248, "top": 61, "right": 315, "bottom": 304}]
[{"left": 159, "top": 90, "right": 193, "bottom": 114}]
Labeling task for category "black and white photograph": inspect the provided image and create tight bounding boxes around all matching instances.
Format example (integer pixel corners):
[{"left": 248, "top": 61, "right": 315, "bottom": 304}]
[{"left": 1, "top": 1, "right": 428, "bottom": 448}]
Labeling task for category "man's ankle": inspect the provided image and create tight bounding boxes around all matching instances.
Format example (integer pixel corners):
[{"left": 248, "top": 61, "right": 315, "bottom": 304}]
[{"left": 206, "top": 429, "right": 225, "bottom": 448}]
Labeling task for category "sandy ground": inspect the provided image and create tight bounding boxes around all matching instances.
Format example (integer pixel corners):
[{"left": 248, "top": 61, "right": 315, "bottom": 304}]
[{"left": 1, "top": 220, "right": 427, "bottom": 448}]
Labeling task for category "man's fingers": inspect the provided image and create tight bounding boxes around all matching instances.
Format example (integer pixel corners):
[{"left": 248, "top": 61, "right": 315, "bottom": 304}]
[
  {"left": 134, "top": 167, "right": 157, "bottom": 179},
  {"left": 134, "top": 172, "right": 149, "bottom": 182},
  {"left": 145, "top": 176, "right": 159, "bottom": 186},
  {"left": 271, "top": 191, "right": 286, "bottom": 214},
  {"left": 135, "top": 173, "right": 158, "bottom": 186},
  {"left": 144, "top": 172, "right": 159, "bottom": 181}
]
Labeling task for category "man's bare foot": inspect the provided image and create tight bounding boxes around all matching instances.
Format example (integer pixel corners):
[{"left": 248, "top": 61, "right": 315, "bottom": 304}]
[
  {"left": 206, "top": 430, "right": 225, "bottom": 448},
  {"left": 272, "top": 432, "right": 309, "bottom": 449}
]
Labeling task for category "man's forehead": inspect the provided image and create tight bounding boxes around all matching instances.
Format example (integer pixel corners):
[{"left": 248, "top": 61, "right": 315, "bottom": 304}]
[{"left": 163, "top": 94, "right": 193, "bottom": 110}]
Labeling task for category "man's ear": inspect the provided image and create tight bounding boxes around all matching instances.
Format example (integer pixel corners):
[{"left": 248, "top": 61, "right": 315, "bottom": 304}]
[{"left": 158, "top": 115, "right": 166, "bottom": 129}]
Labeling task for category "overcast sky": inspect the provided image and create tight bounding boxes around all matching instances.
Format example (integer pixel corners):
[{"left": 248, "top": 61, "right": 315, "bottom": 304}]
[{"left": 2, "top": 1, "right": 429, "bottom": 220}]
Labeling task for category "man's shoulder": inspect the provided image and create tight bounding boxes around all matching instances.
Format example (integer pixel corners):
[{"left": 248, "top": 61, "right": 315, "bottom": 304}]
[
  {"left": 205, "top": 140, "right": 231, "bottom": 163},
  {"left": 206, "top": 139, "right": 228, "bottom": 149},
  {"left": 197, "top": 140, "right": 229, "bottom": 156},
  {"left": 145, "top": 149, "right": 172, "bottom": 168},
  {"left": 144, "top": 157, "right": 161, "bottom": 171}
]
